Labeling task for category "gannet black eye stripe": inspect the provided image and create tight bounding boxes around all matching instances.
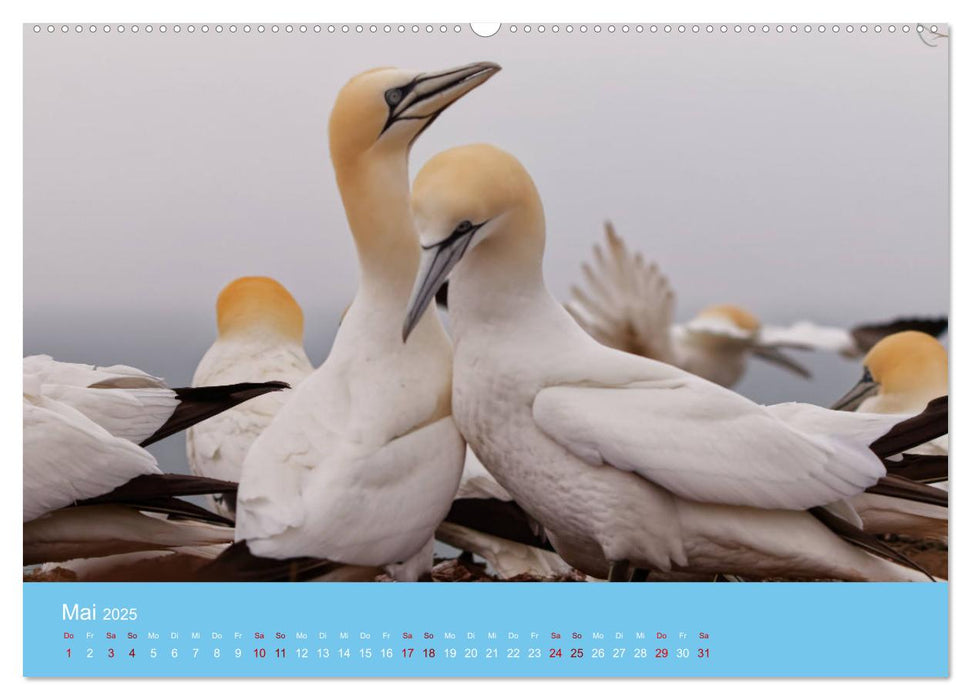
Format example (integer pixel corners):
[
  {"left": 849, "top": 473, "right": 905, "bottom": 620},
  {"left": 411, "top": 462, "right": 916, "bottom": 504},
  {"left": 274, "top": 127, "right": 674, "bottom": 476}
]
[{"left": 421, "top": 220, "right": 486, "bottom": 251}]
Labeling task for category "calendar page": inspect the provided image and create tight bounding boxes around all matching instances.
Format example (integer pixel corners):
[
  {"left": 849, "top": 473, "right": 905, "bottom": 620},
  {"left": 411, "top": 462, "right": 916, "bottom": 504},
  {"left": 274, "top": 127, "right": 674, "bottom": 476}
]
[{"left": 22, "top": 21, "right": 949, "bottom": 678}]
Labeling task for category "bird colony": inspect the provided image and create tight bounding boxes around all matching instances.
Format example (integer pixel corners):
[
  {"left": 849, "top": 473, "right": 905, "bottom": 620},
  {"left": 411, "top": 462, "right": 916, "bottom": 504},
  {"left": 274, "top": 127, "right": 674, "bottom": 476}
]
[{"left": 24, "top": 62, "right": 948, "bottom": 583}]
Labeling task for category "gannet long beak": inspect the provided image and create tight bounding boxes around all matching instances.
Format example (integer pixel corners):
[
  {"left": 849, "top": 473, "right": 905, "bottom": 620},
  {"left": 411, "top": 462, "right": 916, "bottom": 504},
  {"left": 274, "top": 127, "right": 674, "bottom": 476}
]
[
  {"left": 831, "top": 372, "right": 879, "bottom": 411},
  {"left": 751, "top": 345, "right": 812, "bottom": 379},
  {"left": 383, "top": 61, "right": 501, "bottom": 135},
  {"left": 402, "top": 224, "right": 483, "bottom": 341}
]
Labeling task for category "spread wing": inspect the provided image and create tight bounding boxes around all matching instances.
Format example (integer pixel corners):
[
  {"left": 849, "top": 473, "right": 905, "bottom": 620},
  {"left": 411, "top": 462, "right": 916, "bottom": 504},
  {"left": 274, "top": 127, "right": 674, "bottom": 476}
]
[
  {"left": 760, "top": 316, "right": 948, "bottom": 359},
  {"left": 23, "top": 396, "right": 161, "bottom": 521},
  {"left": 565, "top": 223, "right": 677, "bottom": 363},
  {"left": 532, "top": 375, "right": 900, "bottom": 510}
]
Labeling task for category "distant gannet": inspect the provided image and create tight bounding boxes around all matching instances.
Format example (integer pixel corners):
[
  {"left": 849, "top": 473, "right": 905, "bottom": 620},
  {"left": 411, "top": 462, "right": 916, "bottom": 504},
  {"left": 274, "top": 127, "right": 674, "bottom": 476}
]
[
  {"left": 566, "top": 224, "right": 947, "bottom": 388},
  {"left": 227, "top": 63, "right": 500, "bottom": 581},
  {"left": 188, "top": 277, "right": 314, "bottom": 515},
  {"left": 832, "top": 331, "right": 948, "bottom": 541},
  {"left": 402, "top": 144, "right": 940, "bottom": 582}
]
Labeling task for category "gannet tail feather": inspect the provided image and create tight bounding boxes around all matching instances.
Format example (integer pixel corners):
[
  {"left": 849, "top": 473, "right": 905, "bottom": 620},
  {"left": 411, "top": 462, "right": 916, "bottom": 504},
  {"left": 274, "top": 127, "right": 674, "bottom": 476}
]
[
  {"left": 865, "top": 474, "right": 948, "bottom": 508},
  {"left": 77, "top": 473, "right": 238, "bottom": 506},
  {"left": 869, "top": 396, "right": 948, "bottom": 458},
  {"left": 443, "top": 498, "right": 554, "bottom": 552},
  {"left": 808, "top": 507, "right": 934, "bottom": 580},
  {"left": 850, "top": 316, "right": 949, "bottom": 355},
  {"left": 198, "top": 541, "right": 341, "bottom": 582},
  {"left": 114, "top": 496, "right": 235, "bottom": 527},
  {"left": 140, "top": 381, "right": 291, "bottom": 446},
  {"left": 883, "top": 453, "right": 949, "bottom": 484}
]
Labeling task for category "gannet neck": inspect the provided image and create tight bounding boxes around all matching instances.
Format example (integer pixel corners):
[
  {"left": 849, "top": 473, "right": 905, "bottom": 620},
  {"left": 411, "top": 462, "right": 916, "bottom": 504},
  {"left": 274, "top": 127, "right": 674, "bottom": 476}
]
[
  {"left": 334, "top": 152, "right": 420, "bottom": 299},
  {"left": 448, "top": 213, "right": 558, "bottom": 339}
]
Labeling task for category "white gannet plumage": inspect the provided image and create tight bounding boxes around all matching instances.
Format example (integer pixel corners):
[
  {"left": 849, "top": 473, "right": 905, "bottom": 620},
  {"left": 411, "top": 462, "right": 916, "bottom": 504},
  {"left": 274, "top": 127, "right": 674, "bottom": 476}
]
[
  {"left": 23, "top": 355, "right": 179, "bottom": 445},
  {"left": 439, "top": 448, "right": 576, "bottom": 579},
  {"left": 566, "top": 224, "right": 947, "bottom": 388},
  {"left": 402, "top": 144, "right": 933, "bottom": 582},
  {"left": 233, "top": 63, "right": 500, "bottom": 581},
  {"left": 23, "top": 377, "right": 160, "bottom": 521},
  {"left": 188, "top": 277, "right": 313, "bottom": 514}
]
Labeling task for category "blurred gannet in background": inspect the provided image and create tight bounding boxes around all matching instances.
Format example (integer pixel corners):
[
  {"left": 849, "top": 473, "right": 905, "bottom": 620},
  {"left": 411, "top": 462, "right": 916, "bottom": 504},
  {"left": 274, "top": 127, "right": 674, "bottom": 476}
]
[
  {"left": 188, "top": 277, "right": 314, "bottom": 515},
  {"left": 566, "top": 224, "right": 948, "bottom": 388},
  {"left": 831, "top": 331, "right": 949, "bottom": 541},
  {"left": 402, "top": 144, "right": 944, "bottom": 582},
  {"left": 216, "top": 63, "right": 500, "bottom": 582},
  {"left": 23, "top": 356, "right": 287, "bottom": 568}
]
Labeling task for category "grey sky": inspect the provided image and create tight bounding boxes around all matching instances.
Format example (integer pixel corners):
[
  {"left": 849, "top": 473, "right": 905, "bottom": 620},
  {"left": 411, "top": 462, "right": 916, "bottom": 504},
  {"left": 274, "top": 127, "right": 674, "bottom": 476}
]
[{"left": 24, "top": 26, "right": 948, "bottom": 471}]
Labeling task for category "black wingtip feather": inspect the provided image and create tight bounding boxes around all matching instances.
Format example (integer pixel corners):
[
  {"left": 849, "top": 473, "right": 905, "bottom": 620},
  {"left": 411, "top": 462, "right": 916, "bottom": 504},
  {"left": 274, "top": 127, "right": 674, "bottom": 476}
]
[
  {"left": 851, "top": 316, "right": 948, "bottom": 353},
  {"left": 883, "top": 453, "right": 949, "bottom": 484},
  {"left": 197, "top": 541, "right": 341, "bottom": 582},
  {"left": 442, "top": 498, "right": 554, "bottom": 552},
  {"left": 870, "top": 396, "right": 948, "bottom": 458},
  {"left": 140, "top": 381, "right": 291, "bottom": 446},
  {"left": 77, "top": 473, "right": 238, "bottom": 506},
  {"left": 865, "top": 474, "right": 949, "bottom": 508},
  {"left": 808, "top": 507, "right": 935, "bottom": 580}
]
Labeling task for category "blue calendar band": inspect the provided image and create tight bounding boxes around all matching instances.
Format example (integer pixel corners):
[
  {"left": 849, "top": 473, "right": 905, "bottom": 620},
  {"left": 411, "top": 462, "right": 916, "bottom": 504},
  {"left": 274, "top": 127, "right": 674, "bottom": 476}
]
[{"left": 24, "top": 582, "right": 947, "bottom": 677}]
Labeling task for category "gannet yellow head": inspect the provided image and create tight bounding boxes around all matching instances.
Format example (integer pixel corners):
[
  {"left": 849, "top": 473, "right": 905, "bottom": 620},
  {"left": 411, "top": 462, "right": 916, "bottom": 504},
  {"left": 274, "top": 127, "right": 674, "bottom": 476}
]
[
  {"left": 831, "top": 331, "right": 948, "bottom": 411},
  {"left": 216, "top": 276, "right": 304, "bottom": 342},
  {"left": 402, "top": 145, "right": 544, "bottom": 340},
  {"left": 329, "top": 62, "right": 501, "bottom": 165},
  {"left": 695, "top": 304, "right": 761, "bottom": 334}
]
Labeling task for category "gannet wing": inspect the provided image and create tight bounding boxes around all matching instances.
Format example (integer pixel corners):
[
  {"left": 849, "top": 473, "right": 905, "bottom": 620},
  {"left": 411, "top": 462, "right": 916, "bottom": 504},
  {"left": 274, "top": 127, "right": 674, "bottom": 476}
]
[
  {"left": 38, "top": 384, "right": 179, "bottom": 444},
  {"left": 456, "top": 447, "right": 513, "bottom": 500},
  {"left": 23, "top": 355, "right": 167, "bottom": 389},
  {"left": 23, "top": 505, "right": 231, "bottom": 566},
  {"left": 23, "top": 396, "right": 160, "bottom": 522},
  {"left": 849, "top": 316, "right": 948, "bottom": 355},
  {"left": 759, "top": 317, "right": 948, "bottom": 359},
  {"left": 565, "top": 223, "right": 677, "bottom": 363},
  {"left": 532, "top": 376, "right": 901, "bottom": 510},
  {"left": 758, "top": 322, "right": 856, "bottom": 354},
  {"left": 234, "top": 371, "right": 464, "bottom": 564}
]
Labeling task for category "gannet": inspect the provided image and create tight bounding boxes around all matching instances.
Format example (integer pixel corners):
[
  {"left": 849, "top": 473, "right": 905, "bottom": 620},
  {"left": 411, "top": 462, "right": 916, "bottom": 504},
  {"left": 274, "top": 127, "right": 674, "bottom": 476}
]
[
  {"left": 228, "top": 63, "right": 500, "bottom": 582},
  {"left": 188, "top": 277, "right": 314, "bottom": 515},
  {"left": 566, "top": 224, "right": 948, "bottom": 388},
  {"left": 402, "top": 144, "right": 939, "bottom": 582},
  {"left": 832, "top": 331, "right": 948, "bottom": 541},
  {"left": 23, "top": 358, "right": 284, "bottom": 563}
]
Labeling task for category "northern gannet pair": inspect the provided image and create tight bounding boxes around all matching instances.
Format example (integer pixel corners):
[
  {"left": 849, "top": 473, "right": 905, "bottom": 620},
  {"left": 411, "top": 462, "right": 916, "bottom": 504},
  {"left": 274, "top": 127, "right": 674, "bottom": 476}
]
[
  {"left": 186, "top": 278, "right": 573, "bottom": 579},
  {"left": 23, "top": 355, "right": 285, "bottom": 568},
  {"left": 207, "top": 62, "right": 501, "bottom": 581},
  {"left": 566, "top": 224, "right": 947, "bottom": 388},
  {"left": 401, "top": 144, "right": 943, "bottom": 582}
]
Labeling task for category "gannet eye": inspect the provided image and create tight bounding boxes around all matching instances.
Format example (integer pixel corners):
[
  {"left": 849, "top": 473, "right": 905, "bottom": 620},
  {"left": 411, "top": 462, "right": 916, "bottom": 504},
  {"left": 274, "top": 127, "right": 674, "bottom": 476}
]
[
  {"left": 385, "top": 88, "right": 403, "bottom": 107},
  {"left": 862, "top": 367, "right": 874, "bottom": 383},
  {"left": 455, "top": 220, "right": 473, "bottom": 234}
]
